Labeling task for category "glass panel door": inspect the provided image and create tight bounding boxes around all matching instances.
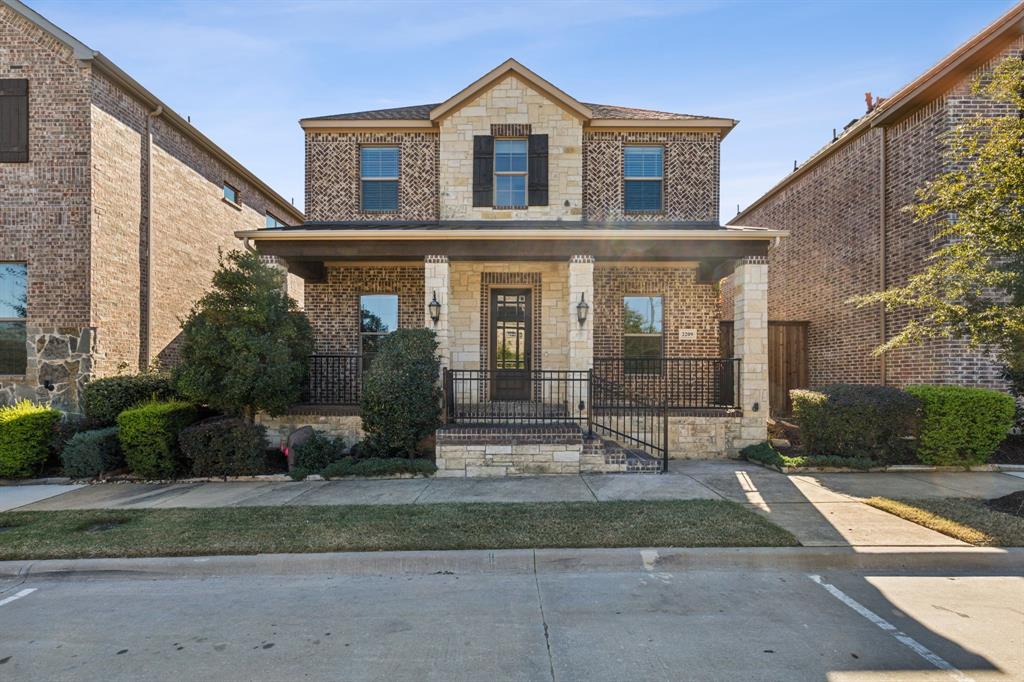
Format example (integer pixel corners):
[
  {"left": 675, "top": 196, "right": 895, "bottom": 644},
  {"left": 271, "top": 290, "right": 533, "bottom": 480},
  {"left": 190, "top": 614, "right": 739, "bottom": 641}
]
[{"left": 490, "top": 289, "right": 531, "bottom": 400}]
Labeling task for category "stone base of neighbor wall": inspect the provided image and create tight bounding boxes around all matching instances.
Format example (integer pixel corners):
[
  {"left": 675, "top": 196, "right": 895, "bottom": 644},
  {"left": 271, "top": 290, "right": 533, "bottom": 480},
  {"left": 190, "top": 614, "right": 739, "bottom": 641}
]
[
  {"left": 256, "top": 409, "right": 364, "bottom": 450},
  {"left": 0, "top": 327, "right": 95, "bottom": 413},
  {"left": 667, "top": 412, "right": 764, "bottom": 459},
  {"left": 436, "top": 424, "right": 585, "bottom": 477}
]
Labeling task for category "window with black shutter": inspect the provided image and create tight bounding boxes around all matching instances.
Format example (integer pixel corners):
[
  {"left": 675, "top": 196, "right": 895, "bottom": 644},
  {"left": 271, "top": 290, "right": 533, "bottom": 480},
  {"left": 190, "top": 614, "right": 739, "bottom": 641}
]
[
  {"left": 472, "top": 135, "right": 494, "bottom": 207},
  {"left": 0, "top": 79, "right": 28, "bottom": 163},
  {"left": 527, "top": 134, "right": 548, "bottom": 206}
]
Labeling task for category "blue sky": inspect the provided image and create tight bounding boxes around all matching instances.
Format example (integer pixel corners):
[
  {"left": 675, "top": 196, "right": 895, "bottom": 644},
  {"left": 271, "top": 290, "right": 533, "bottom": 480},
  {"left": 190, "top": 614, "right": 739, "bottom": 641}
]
[{"left": 31, "top": 0, "right": 1017, "bottom": 221}]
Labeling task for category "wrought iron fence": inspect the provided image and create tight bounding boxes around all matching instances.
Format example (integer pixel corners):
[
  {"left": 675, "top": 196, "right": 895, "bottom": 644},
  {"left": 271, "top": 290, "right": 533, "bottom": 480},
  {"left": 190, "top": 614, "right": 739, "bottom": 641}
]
[
  {"left": 302, "top": 354, "right": 363, "bottom": 405},
  {"left": 593, "top": 357, "right": 740, "bottom": 410},
  {"left": 443, "top": 369, "right": 589, "bottom": 425}
]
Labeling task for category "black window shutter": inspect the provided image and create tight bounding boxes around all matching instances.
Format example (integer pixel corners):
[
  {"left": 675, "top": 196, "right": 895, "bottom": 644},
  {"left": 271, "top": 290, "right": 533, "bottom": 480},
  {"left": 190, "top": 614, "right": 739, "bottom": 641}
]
[
  {"left": 472, "top": 135, "right": 494, "bottom": 207},
  {"left": 528, "top": 134, "right": 548, "bottom": 206},
  {"left": 0, "top": 79, "right": 28, "bottom": 163}
]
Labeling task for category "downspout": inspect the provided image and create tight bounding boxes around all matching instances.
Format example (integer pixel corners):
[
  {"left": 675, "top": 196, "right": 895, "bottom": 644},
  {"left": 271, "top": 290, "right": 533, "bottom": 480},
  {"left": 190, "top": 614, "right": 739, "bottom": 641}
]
[
  {"left": 878, "top": 125, "right": 887, "bottom": 385},
  {"left": 142, "top": 105, "right": 163, "bottom": 370}
]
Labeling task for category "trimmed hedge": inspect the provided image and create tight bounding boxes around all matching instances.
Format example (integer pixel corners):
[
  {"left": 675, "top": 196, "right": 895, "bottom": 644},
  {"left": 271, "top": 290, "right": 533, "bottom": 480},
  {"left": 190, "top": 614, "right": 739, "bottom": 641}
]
[
  {"left": 82, "top": 373, "right": 177, "bottom": 426},
  {"left": 117, "top": 401, "right": 198, "bottom": 479},
  {"left": 60, "top": 427, "right": 123, "bottom": 478},
  {"left": 320, "top": 457, "right": 436, "bottom": 479},
  {"left": 0, "top": 401, "right": 61, "bottom": 479},
  {"left": 740, "top": 442, "right": 878, "bottom": 471},
  {"left": 905, "top": 385, "right": 1015, "bottom": 467},
  {"left": 291, "top": 431, "right": 345, "bottom": 473},
  {"left": 179, "top": 417, "right": 271, "bottom": 477},
  {"left": 791, "top": 384, "right": 920, "bottom": 463}
]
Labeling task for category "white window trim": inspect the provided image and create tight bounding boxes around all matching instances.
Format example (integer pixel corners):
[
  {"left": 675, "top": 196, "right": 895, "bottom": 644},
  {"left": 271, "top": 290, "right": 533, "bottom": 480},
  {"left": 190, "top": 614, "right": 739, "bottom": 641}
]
[
  {"left": 623, "top": 145, "right": 665, "bottom": 213},
  {"left": 493, "top": 138, "right": 528, "bottom": 208},
  {"left": 360, "top": 146, "right": 400, "bottom": 213}
]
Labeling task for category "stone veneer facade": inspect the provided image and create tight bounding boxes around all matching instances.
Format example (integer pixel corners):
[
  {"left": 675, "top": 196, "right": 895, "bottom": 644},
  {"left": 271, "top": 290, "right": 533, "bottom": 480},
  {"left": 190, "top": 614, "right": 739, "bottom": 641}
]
[{"left": 0, "top": 3, "right": 301, "bottom": 411}]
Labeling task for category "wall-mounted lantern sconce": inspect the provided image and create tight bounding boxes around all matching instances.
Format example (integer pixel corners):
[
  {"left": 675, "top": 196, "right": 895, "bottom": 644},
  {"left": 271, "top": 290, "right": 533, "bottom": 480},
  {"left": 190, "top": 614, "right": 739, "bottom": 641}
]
[
  {"left": 428, "top": 291, "right": 441, "bottom": 324},
  {"left": 576, "top": 292, "right": 589, "bottom": 325}
]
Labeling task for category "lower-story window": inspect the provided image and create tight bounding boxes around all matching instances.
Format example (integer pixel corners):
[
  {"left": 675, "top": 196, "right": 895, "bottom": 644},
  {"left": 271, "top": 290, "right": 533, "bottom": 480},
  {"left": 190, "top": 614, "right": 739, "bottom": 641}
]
[
  {"left": 0, "top": 263, "right": 27, "bottom": 375},
  {"left": 360, "top": 294, "right": 398, "bottom": 370},
  {"left": 623, "top": 295, "right": 662, "bottom": 374}
]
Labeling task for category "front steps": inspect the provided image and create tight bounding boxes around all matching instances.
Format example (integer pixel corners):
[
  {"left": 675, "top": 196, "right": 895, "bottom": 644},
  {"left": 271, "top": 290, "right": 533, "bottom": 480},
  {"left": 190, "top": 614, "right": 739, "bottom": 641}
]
[{"left": 582, "top": 435, "right": 663, "bottom": 474}]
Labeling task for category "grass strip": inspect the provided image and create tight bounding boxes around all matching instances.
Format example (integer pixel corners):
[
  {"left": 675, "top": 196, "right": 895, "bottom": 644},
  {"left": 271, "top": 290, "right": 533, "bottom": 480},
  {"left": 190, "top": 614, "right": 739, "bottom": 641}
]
[
  {"left": 867, "top": 497, "right": 1024, "bottom": 547},
  {"left": 0, "top": 500, "right": 798, "bottom": 560}
]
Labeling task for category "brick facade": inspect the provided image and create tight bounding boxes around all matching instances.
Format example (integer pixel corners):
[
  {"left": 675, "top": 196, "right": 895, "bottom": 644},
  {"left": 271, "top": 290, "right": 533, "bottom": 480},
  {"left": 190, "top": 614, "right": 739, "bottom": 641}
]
[{"left": 732, "top": 37, "right": 1023, "bottom": 390}]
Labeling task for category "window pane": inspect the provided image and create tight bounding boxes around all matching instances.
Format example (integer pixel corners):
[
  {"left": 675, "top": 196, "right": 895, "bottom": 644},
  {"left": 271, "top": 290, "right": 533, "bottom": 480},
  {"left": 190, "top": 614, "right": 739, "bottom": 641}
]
[
  {"left": 361, "top": 180, "right": 399, "bottom": 211},
  {"left": 624, "top": 180, "right": 662, "bottom": 212},
  {"left": 623, "top": 296, "right": 662, "bottom": 334},
  {"left": 495, "top": 174, "right": 526, "bottom": 207},
  {"left": 360, "top": 294, "right": 398, "bottom": 334},
  {"left": 0, "top": 264, "right": 27, "bottom": 319},
  {"left": 624, "top": 146, "right": 663, "bottom": 177},
  {"left": 494, "top": 139, "right": 527, "bottom": 172},
  {"left": 265, "top": 213, "right": 285, "bottom": 229},
  {"left": 223, "top": 184, "right": 238, "bottom": 203},
  {"left": 0, "top": 321, "right": 26, "bottom": 374},
  {"left": 360, "top": 147, "right": 399, "bottom": 178}
]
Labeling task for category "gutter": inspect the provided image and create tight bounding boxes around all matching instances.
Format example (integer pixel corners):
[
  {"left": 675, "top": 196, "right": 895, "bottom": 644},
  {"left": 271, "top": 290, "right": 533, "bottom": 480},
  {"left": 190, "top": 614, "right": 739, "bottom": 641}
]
[
  {"left": 878, "top": 127, "right": 887, "bottom": 385},
  {"left": 235, "top": 227, "right": 789, "bottom": 242},
  {"left": 141, "top": 105, "right": 163, "bottom": 369}
]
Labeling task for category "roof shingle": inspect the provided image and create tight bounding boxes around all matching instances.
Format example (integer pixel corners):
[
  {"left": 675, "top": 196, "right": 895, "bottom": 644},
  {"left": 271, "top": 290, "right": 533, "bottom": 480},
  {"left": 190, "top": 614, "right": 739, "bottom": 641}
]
[{"left": 304, "top": 102, "right": 721, "bottom": 122}]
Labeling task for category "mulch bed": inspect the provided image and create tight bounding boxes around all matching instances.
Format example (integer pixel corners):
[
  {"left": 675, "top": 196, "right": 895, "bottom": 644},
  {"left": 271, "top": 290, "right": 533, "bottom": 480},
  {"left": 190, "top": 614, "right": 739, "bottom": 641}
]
[
  {"left": 986, "top": 490, "right": 1024, "bottom": 518},
  {"left": 992, "top": 434, "right": 1024, "bottom": 464}
]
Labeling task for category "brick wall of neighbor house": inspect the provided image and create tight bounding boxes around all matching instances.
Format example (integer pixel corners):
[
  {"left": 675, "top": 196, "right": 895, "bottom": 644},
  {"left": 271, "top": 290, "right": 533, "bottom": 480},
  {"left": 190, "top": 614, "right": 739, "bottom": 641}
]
[
  {"left": 304, "top": 131, "right": 438, "bottom": 222},
  {"left": 583, "top": 131, "right": 720, "bottom": 222},
  {"left": 0, "top": 5, "right": 93, "bottom": 410},
  {"left": 304, "top": 266, "right": 424, "bottom": 354},
  {"left": 438, "top": 74, "right": 584, "bottom": 221},
  {"left": 594, "top": 264, "right": 720, "bottom": 359}
]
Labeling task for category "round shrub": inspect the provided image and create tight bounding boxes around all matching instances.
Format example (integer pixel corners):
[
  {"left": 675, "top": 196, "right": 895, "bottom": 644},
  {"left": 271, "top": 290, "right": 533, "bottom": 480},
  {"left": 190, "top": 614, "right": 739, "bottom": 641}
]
[
  {"left": 791, "top": 384, "right": 921, "bottom": 463},
  {"left": 82, "top": 373, "right": 176, "bottom": 426},
  {"left": 117, "top": 401, "right": 198, "bottom": 479},
  {"left": 291, "top": 431, "right": 344, "bottom": 473},
  {"left": 60, "top": 427, "right": 123, "bottom": 478},
  {"left": 360, "top": 328, "right": 441, "bottom": 457},
  {"left": 905, "top": 385, "right": 1015, "bottom": 467},
  {"left": 0, "top": 400, "right": 61, "bottom": 479},
  {"left": 180, "top": 417, "right": 272, "bottom": 477}
]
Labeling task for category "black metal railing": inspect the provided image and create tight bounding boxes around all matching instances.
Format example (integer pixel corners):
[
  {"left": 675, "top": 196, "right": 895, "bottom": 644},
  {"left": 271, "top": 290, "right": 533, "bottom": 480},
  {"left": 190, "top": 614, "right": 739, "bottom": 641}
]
[
  {"left": 443, "top": 369, "right": 589, "bottom": 425},
  {"left": 302, "top": 354, "right": 363, "bottom": 405},
  {"left": 589, "top": 373, "right": 669, "bottom": 473},
  {"left": 593, "top": 357, "right": 741, "bottom": 410}
]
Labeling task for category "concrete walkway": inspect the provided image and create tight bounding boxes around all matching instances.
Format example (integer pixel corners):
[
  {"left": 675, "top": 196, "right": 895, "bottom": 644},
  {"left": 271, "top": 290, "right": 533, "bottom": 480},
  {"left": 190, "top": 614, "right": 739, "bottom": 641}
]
[{"left": 4, "top": 461, "right": 1023, "bottom": 548}]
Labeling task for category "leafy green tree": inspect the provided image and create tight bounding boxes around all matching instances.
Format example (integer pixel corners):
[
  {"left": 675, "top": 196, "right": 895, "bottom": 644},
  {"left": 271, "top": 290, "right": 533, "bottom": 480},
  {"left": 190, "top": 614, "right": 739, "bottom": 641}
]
[
  {"left": 851, "top": 58, "right": 1024, "bottom": 368},
  {"left": 175, "top": 250, "right": 313, "bottom": 423}
]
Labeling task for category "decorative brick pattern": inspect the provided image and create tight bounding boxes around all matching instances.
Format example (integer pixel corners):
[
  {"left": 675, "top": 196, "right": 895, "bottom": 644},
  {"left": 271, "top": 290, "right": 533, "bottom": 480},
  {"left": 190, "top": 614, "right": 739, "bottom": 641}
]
[
  {"left": 304, "top": 266, "right": 424, "bottom": 353},
  {"left": 582, "top": 130, "right": 720, "bottom": 222},
  {"left": 305, "top": 131, "right": 438, "bottom": 221},
  {"left": 490, "top": 124, "right": 531, "bottom": 137}
]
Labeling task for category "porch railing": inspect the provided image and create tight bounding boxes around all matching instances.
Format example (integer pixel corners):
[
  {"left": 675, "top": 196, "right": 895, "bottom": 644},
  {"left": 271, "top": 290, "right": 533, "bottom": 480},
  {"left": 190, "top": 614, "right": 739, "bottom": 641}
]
[
  {"left": 593, "top": 357, "right": 741, "bottom": 410},
  {"left": 443, "top": 369, "right": 589, "bottom": 425},
  {"left": 302, "top": 354, "right": 363, "bottom": 405}
]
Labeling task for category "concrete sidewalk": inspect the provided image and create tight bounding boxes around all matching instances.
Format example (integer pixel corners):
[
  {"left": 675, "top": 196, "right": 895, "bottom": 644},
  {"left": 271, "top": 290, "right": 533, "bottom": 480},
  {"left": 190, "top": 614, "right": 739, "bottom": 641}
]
[{"left": 4, "top": 461, "right": 1023, "bottom": 548}]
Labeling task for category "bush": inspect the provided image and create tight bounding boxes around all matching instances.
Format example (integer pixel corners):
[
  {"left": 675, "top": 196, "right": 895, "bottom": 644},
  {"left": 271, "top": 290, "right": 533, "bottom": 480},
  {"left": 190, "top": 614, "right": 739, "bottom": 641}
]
[
  {"left": 905, "top": 385, "right": 1015, "bottom": 467},
  {"left": 117, "top": 401, "right": 198, "bottom": 479},
  {"left": 60, "top": 427, "right": 123, "bottom": 478},
  {"left": 792, "top": 384, "right": 921, "bottom": 463},
  {"left": 291, "top": 431, "right": 345, "bottom": 473},
  {"left": 741, "top": 442, "right": 878, "bottom": 471},
  {"left": 321, "top": 457, "right": 436, "bottom": 479},
  {"left": 360, "top": 328, "right": 441, "bottom": 457},
  {"left": 179, "top": 417, "right": 272, "bottom": 477},
  {"left": 82, "top": 373, "right": 176, "bottom": 426},
  {"left": 0, "top": 401, "right": 61, "bottom": 478}
]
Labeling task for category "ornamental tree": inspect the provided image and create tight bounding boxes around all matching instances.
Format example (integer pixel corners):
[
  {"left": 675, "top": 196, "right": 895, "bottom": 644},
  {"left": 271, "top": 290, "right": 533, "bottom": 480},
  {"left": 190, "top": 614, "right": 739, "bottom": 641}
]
[{"left": 175, "top": 250, "right": 313, "bottom": 423}]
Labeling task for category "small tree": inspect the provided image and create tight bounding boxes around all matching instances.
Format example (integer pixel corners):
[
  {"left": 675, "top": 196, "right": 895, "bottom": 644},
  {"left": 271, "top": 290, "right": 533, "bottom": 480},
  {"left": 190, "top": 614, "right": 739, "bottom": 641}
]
[
  {"left": 360, "top": 328, "right": 441, "bottom": 458},
  {"left": 175, "top": 250, "right": 313, "bottom": 422}
]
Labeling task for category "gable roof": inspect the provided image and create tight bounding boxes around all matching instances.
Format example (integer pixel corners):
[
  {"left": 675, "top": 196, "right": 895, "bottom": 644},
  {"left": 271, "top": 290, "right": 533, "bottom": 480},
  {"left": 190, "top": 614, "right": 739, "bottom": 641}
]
[
  {"left": 730, "top": 0, "right": 1024, "bottom": 226},
  {"left": 1, "top": 0, "right": 304, "bottom": 224},
  {"left": 304, "top": 101, "right": 712, "bottom": 123}
]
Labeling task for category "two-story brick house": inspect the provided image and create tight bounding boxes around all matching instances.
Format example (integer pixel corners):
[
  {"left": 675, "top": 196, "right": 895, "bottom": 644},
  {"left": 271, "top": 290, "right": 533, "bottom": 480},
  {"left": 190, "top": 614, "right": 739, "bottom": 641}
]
[
  {"left": 0, "top": 0, "right": 303, "bottom": 412},
  {"left": 242, "top": 59, "right": 785, "bottom": 475}
]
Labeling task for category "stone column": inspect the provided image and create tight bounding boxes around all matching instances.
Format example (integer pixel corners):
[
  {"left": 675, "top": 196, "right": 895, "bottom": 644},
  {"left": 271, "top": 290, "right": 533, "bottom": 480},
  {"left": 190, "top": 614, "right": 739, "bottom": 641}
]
[
  {"left": 568, "top": 255, "right": 594, "bottom": 372},
  {"left": 424, "top": 255, "right": 450, "bottom": 368},
  {"left": 733, "top": 256, "right": 769, "bottom": 446}
]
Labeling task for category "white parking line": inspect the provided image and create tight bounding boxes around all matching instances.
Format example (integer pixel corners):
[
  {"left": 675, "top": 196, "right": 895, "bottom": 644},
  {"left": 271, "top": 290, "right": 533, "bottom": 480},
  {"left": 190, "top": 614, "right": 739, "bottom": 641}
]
[
  {"left": 808, "top": 574, "right": 972, "bottom": 682},
  {"left": 0, "top": 588, "right": 37, "bottom": 607}
]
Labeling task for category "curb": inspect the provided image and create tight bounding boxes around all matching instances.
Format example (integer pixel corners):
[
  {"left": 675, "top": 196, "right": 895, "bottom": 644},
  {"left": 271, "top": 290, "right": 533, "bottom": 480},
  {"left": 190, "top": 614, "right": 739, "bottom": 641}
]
[{"left": 2, "top": 546, "right": 1020, "bottom": 581}]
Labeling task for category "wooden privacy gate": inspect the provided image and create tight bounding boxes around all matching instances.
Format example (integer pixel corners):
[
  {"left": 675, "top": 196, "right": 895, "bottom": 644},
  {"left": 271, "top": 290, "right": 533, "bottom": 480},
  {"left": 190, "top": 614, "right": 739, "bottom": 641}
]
[{"left": 720, "top": 320, "right": 808, "bottom": 416}]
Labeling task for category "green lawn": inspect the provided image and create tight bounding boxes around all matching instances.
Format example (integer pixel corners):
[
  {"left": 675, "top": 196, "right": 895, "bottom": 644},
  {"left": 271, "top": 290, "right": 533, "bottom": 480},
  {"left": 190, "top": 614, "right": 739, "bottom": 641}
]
[
  {"left": 867, "top": 497, "right": 1024, "bottom": 547},
  {"left": 0, "top": 500, "right": 797, "bottom": 560}
]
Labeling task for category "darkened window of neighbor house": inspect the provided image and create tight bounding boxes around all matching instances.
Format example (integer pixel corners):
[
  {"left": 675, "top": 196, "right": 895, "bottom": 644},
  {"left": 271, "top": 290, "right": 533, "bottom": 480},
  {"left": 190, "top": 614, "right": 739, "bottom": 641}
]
[
  {"left": 360, "top": 147, "right": 399, "bottom": 211},
  {"left": 265, "top": 212, "right": 285, "bottom": 228},
  {"left": 624, "top": 146, "right": 663, "bottom": 212},
  {"left": 494, "top": 139, "right": 527, "bottom": 207},
  {"left": 623, "top": 295, "right": 663, "bottom": 373},
  {"left": 360, "top": 294, "right": 398, "bottom": 365},
  {"left": 0, "top": 263, "right": 27, "bottom": 374},
  {"left": 223, "top": 182, "right": 239, "bottom": 204}
]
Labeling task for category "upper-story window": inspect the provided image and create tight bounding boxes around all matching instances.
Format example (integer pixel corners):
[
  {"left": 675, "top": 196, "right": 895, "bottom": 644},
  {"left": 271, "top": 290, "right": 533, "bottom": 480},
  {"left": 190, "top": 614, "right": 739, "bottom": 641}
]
[
  {"left": 0, "top": 263, "right": 27, "bottom": 375},
  {"left": 360, "top": 146, "right": 399, "bottom": 212},
  {"left": 223, "top": 182, "right": 240, "bottom": 205},
  {"left": 265, "top": 212, "right": 286, "bottom": 229},
  {"left": 494, "top": 139, "right": 528, "bottom": 208},
  {"left": 624, "top": 146, "right": 663, "bottom": 213}
]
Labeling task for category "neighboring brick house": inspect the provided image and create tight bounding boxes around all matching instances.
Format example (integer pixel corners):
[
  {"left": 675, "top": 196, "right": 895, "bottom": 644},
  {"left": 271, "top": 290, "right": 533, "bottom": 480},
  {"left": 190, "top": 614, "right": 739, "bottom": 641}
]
[
  {"left": 0, "top": 0, "right": 303, "bottom": 411},
  {"left": 728, "top": 3, "right": 1024, "bottom": 392},
  {"left": 243, "top": 58, "right": 786, "bottom": 473}
]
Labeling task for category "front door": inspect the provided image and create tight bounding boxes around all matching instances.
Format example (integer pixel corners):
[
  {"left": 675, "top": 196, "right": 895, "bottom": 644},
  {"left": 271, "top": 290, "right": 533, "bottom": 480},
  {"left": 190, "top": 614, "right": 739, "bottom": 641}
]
[{"left": 490, "top": 288, "right": 532, "bottom": 400}]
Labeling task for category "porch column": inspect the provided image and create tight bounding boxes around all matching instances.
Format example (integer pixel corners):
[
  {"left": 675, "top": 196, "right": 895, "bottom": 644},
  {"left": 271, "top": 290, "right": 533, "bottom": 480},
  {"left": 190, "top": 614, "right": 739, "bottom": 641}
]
[
  {"left": 733, "top": 256, "right": 769, "bottom": 446},
  {"left": 568, "top": 255, "right": 594, "bottom": 372},
  {"left": 424, "top": 255, "right": 450, "bottom": 368}
]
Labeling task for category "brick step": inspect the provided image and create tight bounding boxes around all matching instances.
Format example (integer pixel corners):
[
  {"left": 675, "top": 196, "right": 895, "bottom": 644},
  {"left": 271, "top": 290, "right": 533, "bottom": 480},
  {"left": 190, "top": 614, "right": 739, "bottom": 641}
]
[{"left": 623, "top": 448, "right": 663, "bottom": 474}]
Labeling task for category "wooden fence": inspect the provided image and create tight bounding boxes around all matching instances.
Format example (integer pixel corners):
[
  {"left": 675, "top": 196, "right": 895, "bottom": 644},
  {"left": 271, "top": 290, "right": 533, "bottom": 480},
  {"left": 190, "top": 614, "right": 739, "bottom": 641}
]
[{"left": 719, "top": 320, "right": 808, "bottom": 417}]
